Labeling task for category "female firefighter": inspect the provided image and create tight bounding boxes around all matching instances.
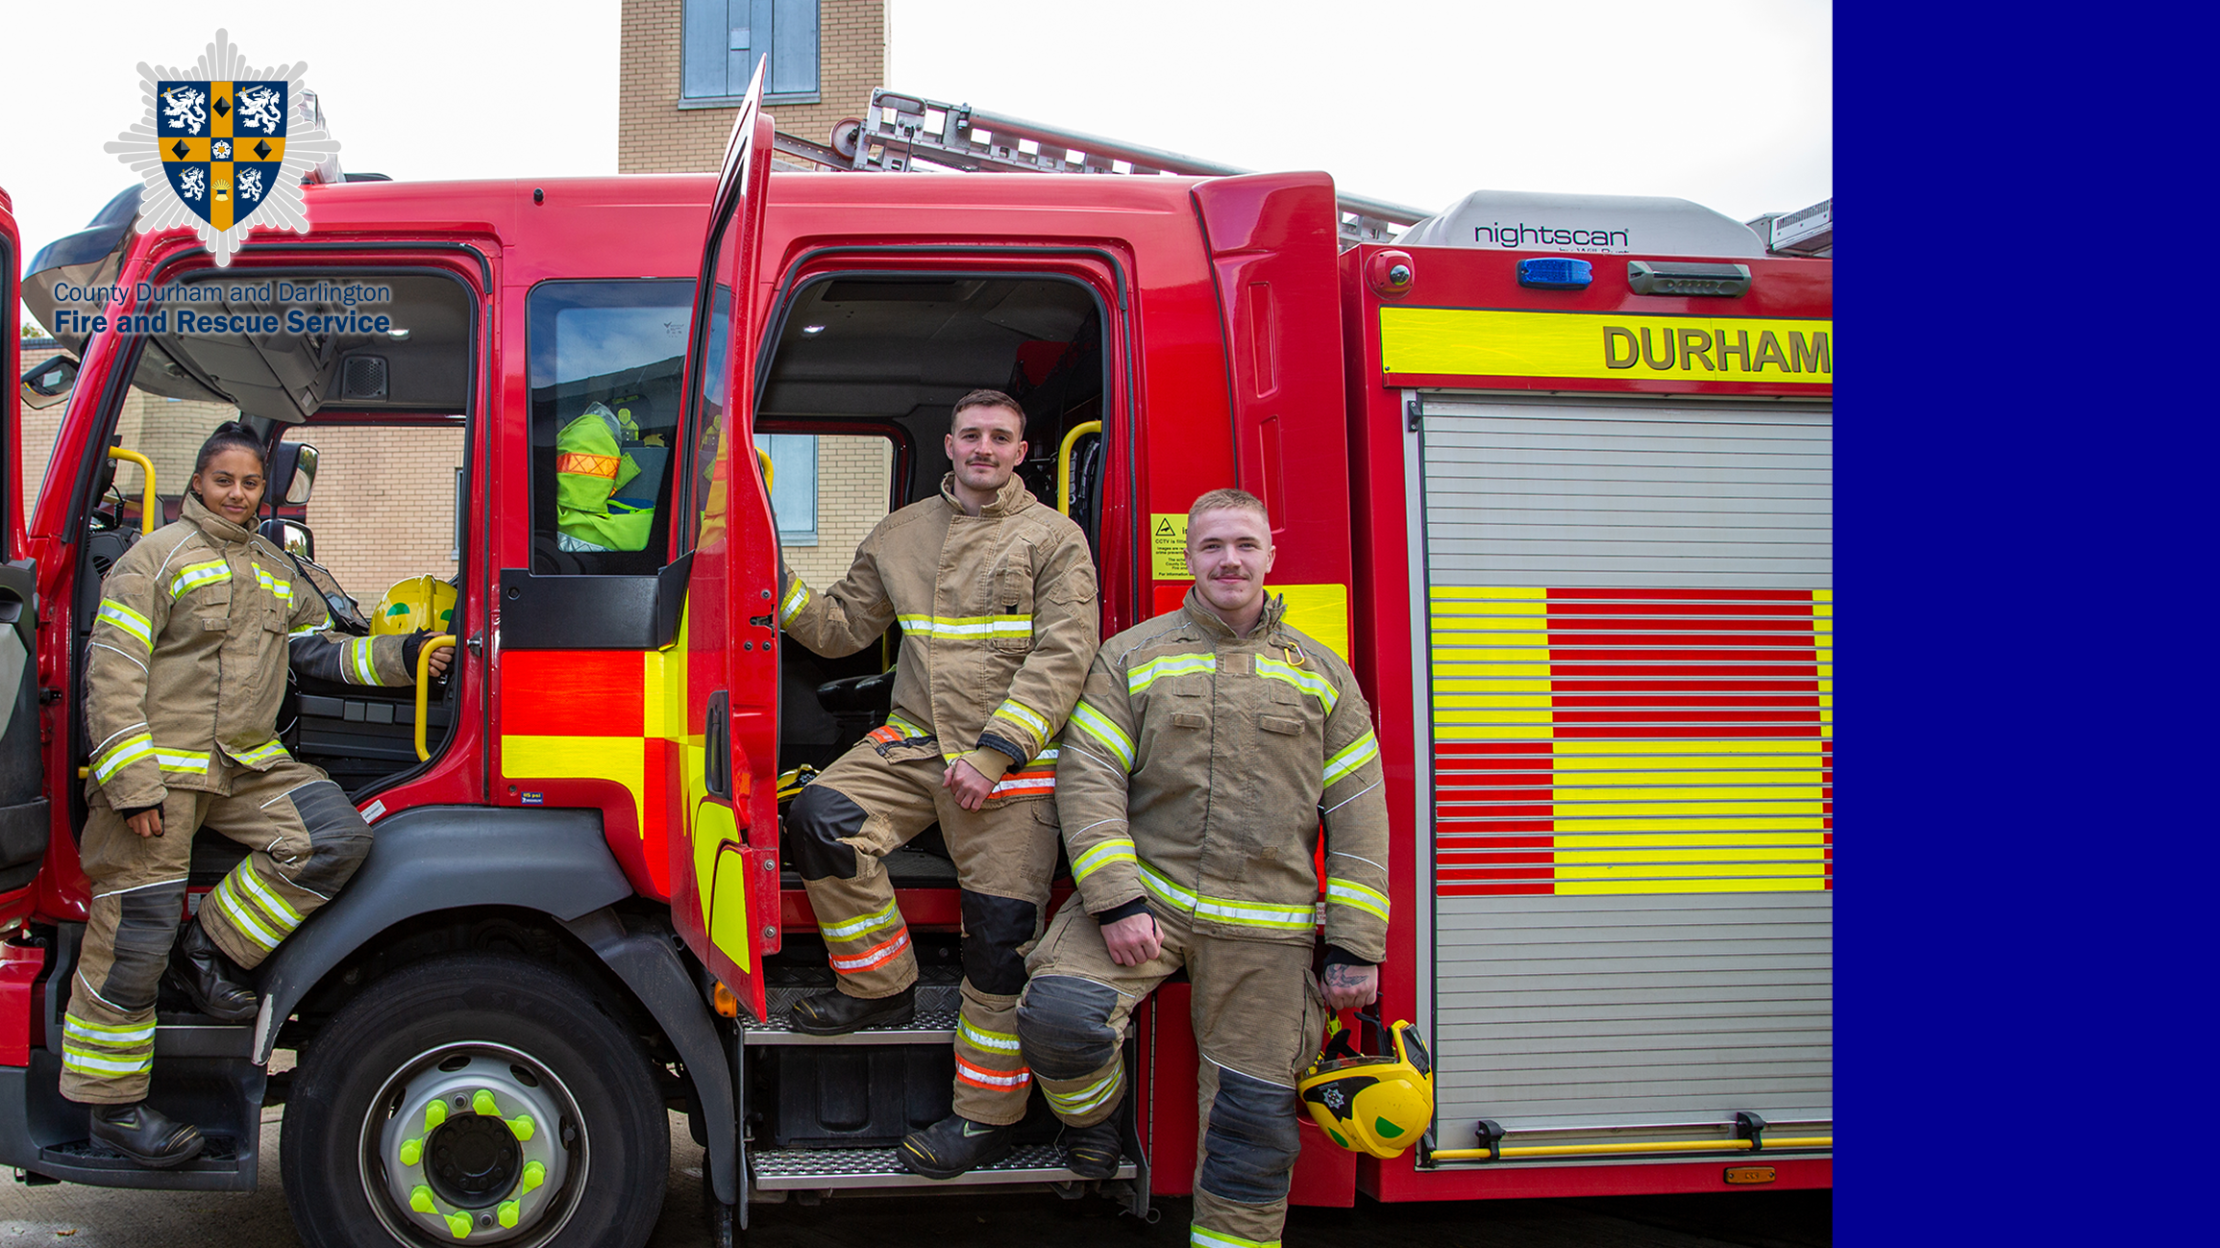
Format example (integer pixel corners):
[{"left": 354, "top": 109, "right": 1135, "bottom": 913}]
[{"left": 66, "top": 421, "right": 452, "bottom": 1167}]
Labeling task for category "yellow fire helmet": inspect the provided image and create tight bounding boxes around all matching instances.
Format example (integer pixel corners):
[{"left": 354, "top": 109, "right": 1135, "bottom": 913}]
[
  {"left": 1298, "top": 1009, "right": 1434, "bottom": 1158},
  {"left": 373, "top": 574, "right": 457, "bottom": 637}
]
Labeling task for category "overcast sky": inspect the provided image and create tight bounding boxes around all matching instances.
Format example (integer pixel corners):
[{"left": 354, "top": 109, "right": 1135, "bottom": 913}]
[{"left": 1, "top": 1, "right": 1829, "bottom": 328}]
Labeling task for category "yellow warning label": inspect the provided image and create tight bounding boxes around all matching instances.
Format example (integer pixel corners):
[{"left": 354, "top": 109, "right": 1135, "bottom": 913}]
[
  {"left": 1151, "top": 513, "right": 1189, "bottom": 579},
  {"left": 1380, "top": 307, "right": 1833, "bottom": 384}
]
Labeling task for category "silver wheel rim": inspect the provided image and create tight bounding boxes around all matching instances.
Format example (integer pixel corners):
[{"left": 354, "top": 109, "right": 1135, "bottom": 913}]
[{"left": 356, "top": 1041, "right": 588, "bottom": 1246}]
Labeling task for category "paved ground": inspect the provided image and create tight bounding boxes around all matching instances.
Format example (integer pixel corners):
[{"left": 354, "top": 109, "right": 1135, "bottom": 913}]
[{"left": 2, "top": 1113, "right": 1829, "bottom": 1247}]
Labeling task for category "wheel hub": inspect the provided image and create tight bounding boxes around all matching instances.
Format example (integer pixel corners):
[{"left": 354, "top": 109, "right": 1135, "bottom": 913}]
[{"left": 371, "top": 1046, "right": 577, "bottom": 1243}]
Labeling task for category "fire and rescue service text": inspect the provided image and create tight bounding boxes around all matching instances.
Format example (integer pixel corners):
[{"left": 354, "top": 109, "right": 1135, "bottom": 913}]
[{"left": 44, "top": 280, "right": 394, "bottom": 337}]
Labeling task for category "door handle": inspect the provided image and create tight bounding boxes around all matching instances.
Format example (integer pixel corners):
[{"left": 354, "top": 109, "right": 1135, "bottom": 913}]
[{"left": 704, "top": 690, "right": 732, "bottom": 801}]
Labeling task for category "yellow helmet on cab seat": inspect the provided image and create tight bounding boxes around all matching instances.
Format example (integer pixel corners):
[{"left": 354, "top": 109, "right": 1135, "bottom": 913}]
[
  {"left": 1298, "top": 1009, "right": 1434, "bottom": 1158},
  {"left": 373, "top": 574, "right": 457, "bottom": 636}
]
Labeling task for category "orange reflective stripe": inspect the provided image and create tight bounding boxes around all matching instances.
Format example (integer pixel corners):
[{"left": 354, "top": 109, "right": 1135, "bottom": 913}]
[
  {"left": 556, "top": 452, "right": 621, "bottom": 480},
  {"left": 955, "top": 1053, "right": 1032, "bottom": 1089},
  {"left": 829, "top": 929, "right": 911, "bottom": 974},
  {"left": 989, "top": 769, "right": 1056, "bottom": 797}
]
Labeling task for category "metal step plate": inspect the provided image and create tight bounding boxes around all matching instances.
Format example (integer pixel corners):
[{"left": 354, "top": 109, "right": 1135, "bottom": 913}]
[
  {"left": 750, "top": 1143, "right": 1136, "bottom": 1191},
  {"left": 745, "top": 983, "right": 961, "bottom": 1046}
]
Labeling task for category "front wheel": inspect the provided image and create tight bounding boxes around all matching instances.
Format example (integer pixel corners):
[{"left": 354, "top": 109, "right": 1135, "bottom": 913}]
[{"left": 280, "top": 953, "right": 669, "bottom": 1248}]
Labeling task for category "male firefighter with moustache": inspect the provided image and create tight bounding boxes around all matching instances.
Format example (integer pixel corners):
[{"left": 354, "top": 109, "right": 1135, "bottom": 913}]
[
  {"left": 1016, "top": 488, "right": 1390, "bottom": 1248},
  {"left": 776, "top": 388, "right": 1099, "bottom": 1178}
]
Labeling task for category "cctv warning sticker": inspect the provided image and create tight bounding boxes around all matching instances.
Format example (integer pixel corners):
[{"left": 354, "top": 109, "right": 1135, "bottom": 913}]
[{"left": 1150, "top": 514, "right": 1189, "bottom": 579}]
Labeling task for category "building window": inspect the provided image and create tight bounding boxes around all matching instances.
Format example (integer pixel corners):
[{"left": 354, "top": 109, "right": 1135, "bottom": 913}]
[
  {"left": 754, "top": 433, "right": 817, "bottom": 545},
  {"left": 683, "top": 0, "right": 820, "bottom": 104}
]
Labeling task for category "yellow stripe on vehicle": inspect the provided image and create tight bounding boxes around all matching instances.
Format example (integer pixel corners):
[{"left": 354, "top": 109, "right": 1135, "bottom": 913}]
[
  {"left": 1323, "top": 731, "right": 1380, "bottom": 786},
  {"left": 96, "top": 599, "right": 154, "bottom": 649},
  {"left": 1256, "top": 655, "right": 1337, "bottom": 710},
  {"left": 1128, "top": 652, "right": 1215, "bottom": 696},
  {"left": 1380, "top": 306, "right": 1833, "bottom": 385},
  {"left": 1071, "top": 838, "right": 1137, "bottom": 881},
  {"left": 1068, "top": 701, "right": 1135, "bottom": 770}
]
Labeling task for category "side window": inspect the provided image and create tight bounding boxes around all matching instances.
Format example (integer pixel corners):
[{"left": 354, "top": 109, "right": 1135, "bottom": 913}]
[
  {"left": 529, "top": 280, "right": 693, "bottom": 575},
  {"left": 758, "top": 433, "right": 892, "bottom": 585},
  {"left": 682, "top": 0, "right": 820, "bottom": 102}
]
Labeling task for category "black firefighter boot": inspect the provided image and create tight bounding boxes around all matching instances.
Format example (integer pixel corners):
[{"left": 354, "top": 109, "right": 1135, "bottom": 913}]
[
  {"left": 90, "top": 1101, "right": 205, "bottom": 1168},
  {"left": 165, "top": 919, "right": 259, "bottom": 1023},
  {"left": 897, "top": 1112, "right": 1014, "bottom": 1180},
  {"left": 786, "top": 984, "right": 914, "bottom": 1036}
]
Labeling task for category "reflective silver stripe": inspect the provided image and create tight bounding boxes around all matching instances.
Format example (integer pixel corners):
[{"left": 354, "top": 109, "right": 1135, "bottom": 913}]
[
  {"left": 894, "top": 612, "right": 1032, "bottom": 638},
  {"left": 1191, "top": 1227, "right": 1280, "bottom": 1248},
  {"left": 1323, "top": 730, "right": 1380, "bottom": 786},
  {"left": 349, "top": 636, "right": 378, "bottom": 685},
  {"left": 1324, "top": 878, "right": 1390, "bottom": 922},
  {"left": 250, "top": 562, "right": 294, "bottom": 602},
  {"left": 1136, "top": 862, "right": 1315, "bottom": 931},
  {"left": 167, "top": 559, "right": 231, "bottom": 599},
  {"left": 779, "top": 580, "right": 810, "bottom": 624},
  {"left": 1129, "top": 652, "right": 1215, "bottom": 695},
  {"left": 96, "top": 599, "right": 154, "bottom": 649},
  {"left": 958, "top": 1018, "right": 1023, "bottom": 1053},
  {"left": 1255, "top": 654, "right": 1337, "bottom": 710},
  {"left": 61, "top": 1048, "right": 152, "bottom": 1076},
  {"left": 1068, "top": 701, "right": 1134, "bottom": 770},
  {"left": 820, "top": 899, "right": 904, "bottom": 942},
  {"left": 210, "top": 875, "right": 283, "bottom": 952},
  {"left": 994, "top": 698, "right": 1051, "bottom": 739},
  {"left": 91, "top": 734, "right": 156, "bottom": 782},
  {"left": 1071, "top": 838, "right": 1137, "bottom": 881},
  {"left": 1045, "top": 1066, "right": 1124, "bottom": 1115},
  {"left": 231, "top": 863, "right": 305, "bottom": 929},
  {"left": 153, "top": 750, "right": 211, "bottom": 775},
  {"left": 231, "top": 739, "right": 289, "bottom": 766},
  {"left": 63, "top": 1017, "right": 156, "bottom": 1046}
]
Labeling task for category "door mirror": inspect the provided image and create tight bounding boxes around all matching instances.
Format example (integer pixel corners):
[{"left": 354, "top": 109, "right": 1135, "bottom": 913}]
[
  {"left": 257, "top": 518, "right": 314, "bottom": 560},
  {"left": 285, "top": 444, "right": 318, "bottom": 505},
  {"left": 20, "top": 354, "right": 78, "bottom": 410}
]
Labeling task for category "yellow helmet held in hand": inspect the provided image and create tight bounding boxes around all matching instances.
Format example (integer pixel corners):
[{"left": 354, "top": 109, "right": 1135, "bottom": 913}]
[
  {"left": 1298, "top": 1009, "right": 1434, "bottom": 1158},
  {"left": 374, "top": 575, "right": 457, "bottom": 636}
]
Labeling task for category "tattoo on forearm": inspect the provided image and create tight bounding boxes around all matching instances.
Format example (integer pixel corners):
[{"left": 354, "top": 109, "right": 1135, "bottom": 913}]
[{"left": 1324, "top": 964, "right": 1361, "bottom": 989}]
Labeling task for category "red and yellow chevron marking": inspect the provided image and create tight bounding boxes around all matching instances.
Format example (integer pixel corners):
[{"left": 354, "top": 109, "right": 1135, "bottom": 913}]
[{"left": 1429, "top": 586, "right": 1832, "bottom": 897}]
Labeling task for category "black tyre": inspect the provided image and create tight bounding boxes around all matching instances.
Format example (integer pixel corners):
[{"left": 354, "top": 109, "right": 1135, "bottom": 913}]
[{"left": 280, "top": 953, "right": 669, "bottom": 1248}]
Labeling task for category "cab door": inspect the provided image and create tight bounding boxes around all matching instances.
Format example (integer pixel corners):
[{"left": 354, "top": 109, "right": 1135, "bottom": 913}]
[
  {"left": 0, "top": 189, "right": 49, "bottom": 907},
  {"left": 673, "top": 65, "right": 779, "bottom": 1018}
]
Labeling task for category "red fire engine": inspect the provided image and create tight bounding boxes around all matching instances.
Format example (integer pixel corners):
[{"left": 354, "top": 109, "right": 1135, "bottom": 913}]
[{"left": 0, "top": 76, "right": 1830, "bottom": 1244}]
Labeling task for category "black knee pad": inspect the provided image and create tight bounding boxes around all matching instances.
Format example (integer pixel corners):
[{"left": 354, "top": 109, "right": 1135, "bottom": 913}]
[
  {"left": 959, "top": 891, "right": 1037, "bottom": 995},
  {"left": 103, "top": 881, "right": 187, "bottom": 1010},
  {"left": 785, "top": 783, "right": 867, "bottom": 881},
  {"left": 1199, "top": 1066, "right": 1301, "bottom": 1205},
  {"left": 286, "top": 780, "right": 374, "bottom": 897},
  {"left": 1016, "top": 975, "right": 1121, "bottom": 1079}
]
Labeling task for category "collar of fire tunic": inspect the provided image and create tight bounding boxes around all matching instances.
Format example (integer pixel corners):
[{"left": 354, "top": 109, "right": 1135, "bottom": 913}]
[
  {"left": 180, "top": 491, "right": 259, "bottom": 546},
  {"left": 936, "top": 470, "right": 1037, "bottom": 519},
  {"left": 1180, "top": 582, "right": 1290, "bottom": 647}
]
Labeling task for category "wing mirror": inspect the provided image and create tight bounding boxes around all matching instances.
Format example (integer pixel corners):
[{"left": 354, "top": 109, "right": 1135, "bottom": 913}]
[
  {"left": 266, "top": 442, "right": 319, "bottom": 507},
  {"left": 259, "top": 518, "right": 315, "bottom": 560},
  {"left": 21, "top": 355, "right": 79, "bottom": 410}
]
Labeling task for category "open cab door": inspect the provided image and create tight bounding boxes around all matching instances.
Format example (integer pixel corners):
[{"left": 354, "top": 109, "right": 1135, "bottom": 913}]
[
  {"left": 0, "top": 188, "right": 48, "bottom": 919},
  {"left": 674, "top": 66, "right": 779, "bottom": 1019}
]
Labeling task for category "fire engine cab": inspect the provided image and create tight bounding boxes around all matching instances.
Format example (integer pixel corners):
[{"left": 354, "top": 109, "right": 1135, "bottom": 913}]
[{"left": 0, "top": 76, "right": 1830, "bottom": 1245}]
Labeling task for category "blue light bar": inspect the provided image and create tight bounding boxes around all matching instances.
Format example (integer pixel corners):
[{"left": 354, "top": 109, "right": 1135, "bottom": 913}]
[{"left": 1517, "top": 257, "right": 1593, "bottom": 290}]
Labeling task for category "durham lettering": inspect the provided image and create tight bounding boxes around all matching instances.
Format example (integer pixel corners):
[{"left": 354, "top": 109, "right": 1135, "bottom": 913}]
[
  {"left": 1640, "top": 327, "right": 1676, "bottom": 370},
  {"left": 1679, "top": 328, "right": 1715, "bottom": 371},
  {"left": 1789, "top": 331, "right": 1831, "bottom": 375},
  {"left": 1715, "top": 329, "right": 1751, "bottom": 372},
  {"left": 1753, "top": 331, "right": 1789, "bottom": 373},
  {"left": 1603, "top": 327, "right": 1640, "bottom": 368}
]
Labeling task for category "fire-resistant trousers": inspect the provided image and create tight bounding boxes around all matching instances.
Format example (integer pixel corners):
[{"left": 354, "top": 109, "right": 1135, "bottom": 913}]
[
  {"left": 1016, "top": 903, "right": 1327, "bottom": 1248},
  {"left": 784, "top": 739, "right": 1062, "bottom": 1126},
  {"left": 62, "top": 760, "right": 372, "bottom": 1104}
]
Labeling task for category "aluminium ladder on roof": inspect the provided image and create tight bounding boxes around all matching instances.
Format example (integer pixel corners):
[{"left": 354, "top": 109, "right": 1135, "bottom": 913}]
[{"left": 770, "top": 88, "right": 1427, "bottom": 245}]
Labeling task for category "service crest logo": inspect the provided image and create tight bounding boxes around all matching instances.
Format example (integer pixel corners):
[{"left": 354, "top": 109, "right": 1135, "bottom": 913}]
[{"left": 104, "top": 30, "right": 340, "bottom": 266}]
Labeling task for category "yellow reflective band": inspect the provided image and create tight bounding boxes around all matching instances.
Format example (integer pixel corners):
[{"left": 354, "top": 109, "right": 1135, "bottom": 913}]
[
  {"left": 820, "top": 898, "right": 905, "bottom": 942},
  {"left": 1068, "top": 701, "right": 1135, "bottom": 770},
  {"left": 1044, "top": 1067, "right": 1124, "bottom": 1115},
  {"left": 884, "top": 711, "right": 926, "bottom": 738},
  {"left": 230, "top": 862, "right": 304, "bottom": 929},
  {"left": 349, "top": 636, "right": 378, "bottom": 685},
  {"left": 231, "top": 739, "right": 289, "bottom": 767},
  {"left": 780, "top": 580, "right": 810, "bottom": 625},
  {"left": 63, "top": 1016, "right": 156, "bottom": 1046},
  {"left": 994, "top": 698, "right": 1051, "bottom": 739},
  {"left": 1192, "top": 1227, "right": 1281, "bottom": 1248},
  {"left": 895, "top": 612, "right": 1033, "bottom": 639},
  {"left": 1071, "top": 838, "right": 1137, "bottom": 881},
  {"left": 92, "top": 733, "right": 156, "bottom": 782},
  {"left": 1325, "top": 878, "right": 1390, "bottom": 923},
  {"left": 167, "top": 559, "right": 231, "bottom": 599},
  {"left": 1136, "top": 862, "right": 1316, "bottom": 931},
  {"left": 96, "top": 599, "right": 154, "bottom": 649},
  {"left": 250, "top": 562, "right": 294, "bottom": 602},
  {"left": 154, "top": 749, "right": 210, "bottom": 775},
  {"left": 958, "top": 1018, "right": 1023, "bottom": 1053},
  {"left": 212, "top": 875, "right": 283, "bottom": 952},
  {"left": 1128, "top": 652, "right": 1215, "bottom": 696},
  {"left": 1323, "top": 731, "right": 1380, "bottom": 787},
  {"left": 1255, "top": 655, "right": 1337, "bottom": 710},
  {"left": 62, "top": 1047, "right": 152, "bottom": 1076}
]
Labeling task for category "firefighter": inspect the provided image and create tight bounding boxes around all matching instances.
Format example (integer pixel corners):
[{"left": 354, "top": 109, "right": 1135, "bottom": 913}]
[
  {"left": 554, "top": 400, "right": 658, "bottom": 552},
  {"left": 1015, "top": 488, "right": 1390, "bottom": 1246},
  {"left": 777, "top": 389, "right": 1098, "bottom": 1179},
  {"left": 67, "top": 422, "right": 452, "bottom": 1167}
]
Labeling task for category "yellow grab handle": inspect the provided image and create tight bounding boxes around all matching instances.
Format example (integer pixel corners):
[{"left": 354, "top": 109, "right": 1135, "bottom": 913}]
[
  {"left": 107, "top": 448, "right": 158, "bottom": 534},
  {"left": 413, "top": 635, "right": 457, "bottom": 761},
  {"left": 1056, "top": 421, "right": 1101, "bottom": 516}
]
